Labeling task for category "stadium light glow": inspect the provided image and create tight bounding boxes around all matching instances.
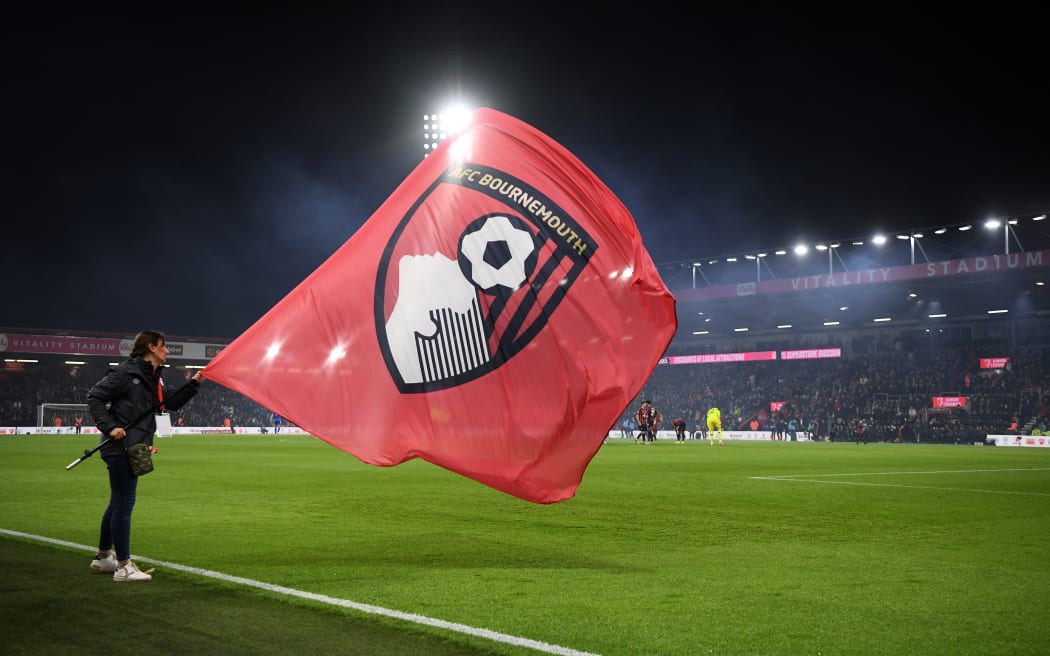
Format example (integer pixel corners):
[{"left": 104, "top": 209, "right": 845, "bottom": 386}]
[
  {"left": 692, "top": 330, "right": 709, "bottom": 335},
  {"left": 734, "top": 327, "right": 749, "bottom": 332},
  {"left": 265, "top": 343, "right": 281, "bottom": 360},
  {"left": 985, "top": 219, "right": 1001, "bottom": 229},
  {"left": 987, "top": 309, "right": 1009, "bottom": 314},
  {"left": 929, "top": 313, "right": 947, "bottom": 318},
  {"left": 1034, "top": 215, "right": 1047, "bottom": 221},
  {"left": 934, "top": 228, "right": 947, "bottom": 234},
  {"left": 64, "top": 360, "right": 86, "bottom": 365},
  {"left": 775, "top": 249, "right": 787, "bottom": 255},
  {"left": 777, "top": 324, "right": 792, "bottom": 329},
  {"left": 959, "top": 225, "right": 972, "bottom": 231},
  {"left": 872, "top": 234, "right": 887, "bottom": 245},
  {"left": 726, "top": 257, "right": 737, "bottom": 262},
  {"left": 815, "top": 244, "right": 828, "bottom": 251},
  {"left": 874, "top": 317, "right": 892, "bottom": 322},
  {"left": 423, "top": 105, "right": 474, "bottom": 158},
  {"left": 823, "top": 321, "right": 840, "bottom": 326},
  {"left": 793, "top": 244, "right": 808, "bottom": 255}
]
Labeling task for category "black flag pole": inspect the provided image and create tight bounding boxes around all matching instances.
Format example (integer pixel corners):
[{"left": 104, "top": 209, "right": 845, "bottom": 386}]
[
  {"left": 64, "top": 378, "right": 199, "bottom": 472},
  {"left": 66, "top": 437, "right": 113, "bottom": 471}
]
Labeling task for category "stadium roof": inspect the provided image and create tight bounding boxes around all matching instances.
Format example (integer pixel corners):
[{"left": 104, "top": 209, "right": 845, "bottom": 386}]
[{"left": 660, "top": 213, "right": 1050, "bottom": 345}]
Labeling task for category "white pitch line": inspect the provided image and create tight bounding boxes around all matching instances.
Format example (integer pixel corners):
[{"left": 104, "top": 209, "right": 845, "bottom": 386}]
[
  {"left": 750, "top": 467, "right": 1050, "bottom": 497},
  {"left": 749, "top": 477, "right": 1050, "bottom": 496},
  {"left": 753, "top": 467, "right": 1050, "bottom": 479},
  {"left": 0, "top": 528, "right": 601, "bottom": 656}
]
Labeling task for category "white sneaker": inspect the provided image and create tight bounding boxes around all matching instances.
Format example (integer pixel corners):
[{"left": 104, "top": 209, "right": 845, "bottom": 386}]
[
  {"left": 90, "top": 553, "right": 118, "bottom": 573},
  {"left": 113, "top": 560, "right": 152, "bottom": 582}
]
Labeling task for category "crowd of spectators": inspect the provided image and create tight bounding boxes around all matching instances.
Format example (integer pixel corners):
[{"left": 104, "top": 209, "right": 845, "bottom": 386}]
[
  {"left": 620, "top": 343, "right": 1050, "bottom": 444},
  {"left": 0, "top": 362, "right": 279, "bottom": 429},
  {"left": 2, "top": 342, "right": 1048, "bottom": 443}
]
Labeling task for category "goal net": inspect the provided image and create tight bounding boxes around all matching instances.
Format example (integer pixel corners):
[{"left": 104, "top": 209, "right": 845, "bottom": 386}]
[{"left": 38, "top": 403, "right": 90, "bottom": 428}]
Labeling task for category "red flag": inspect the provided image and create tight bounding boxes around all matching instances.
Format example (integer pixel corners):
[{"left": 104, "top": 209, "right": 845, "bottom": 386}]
[{"left": 204, "top": 108, "right": 677, "bottom": 503}]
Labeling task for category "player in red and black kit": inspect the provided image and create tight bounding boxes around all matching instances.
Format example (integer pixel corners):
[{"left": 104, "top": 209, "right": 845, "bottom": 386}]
[
  {"left": 672, "top": 417, "right": 687, "bottom": 442},
  {"left": 634, "top": 400, "right": 651, "bottom": 442},
  {"left": 636, "top": 400, "right": 662, "bottom": 444}
]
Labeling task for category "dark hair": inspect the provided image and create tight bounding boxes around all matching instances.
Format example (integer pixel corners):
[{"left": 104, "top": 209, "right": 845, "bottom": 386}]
[{"left": 130, "top": 330, "right": 166, "bottom": 358}]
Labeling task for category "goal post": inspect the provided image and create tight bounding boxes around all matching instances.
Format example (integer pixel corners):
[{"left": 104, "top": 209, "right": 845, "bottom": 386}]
[{"left": 38, "top": 403, "right": 90, "bottom": 428}]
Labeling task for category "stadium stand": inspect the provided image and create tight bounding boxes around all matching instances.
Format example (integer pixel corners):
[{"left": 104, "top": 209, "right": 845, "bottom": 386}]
[{"left": 3, "top": 215, "right": 1048, "bottom": 439}]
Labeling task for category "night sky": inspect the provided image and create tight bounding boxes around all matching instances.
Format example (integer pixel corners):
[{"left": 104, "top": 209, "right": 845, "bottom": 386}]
[{"left": 5, "top": 12, "right": 1048, "bottom": 338}]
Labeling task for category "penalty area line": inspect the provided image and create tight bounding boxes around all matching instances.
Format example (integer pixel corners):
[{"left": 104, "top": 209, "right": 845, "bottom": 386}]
[{"left": 0, "top": 528, "right": 601, "bottom": 656}]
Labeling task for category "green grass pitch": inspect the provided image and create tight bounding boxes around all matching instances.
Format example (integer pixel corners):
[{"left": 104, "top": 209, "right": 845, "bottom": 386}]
[{"left": 2, "top": 434, "right": 1048, "bottom": 655}]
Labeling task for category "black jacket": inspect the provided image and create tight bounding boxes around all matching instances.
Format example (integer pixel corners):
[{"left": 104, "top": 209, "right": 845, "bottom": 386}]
[{"left": 87, "top": 357, "right": 200, "bottom": 458}]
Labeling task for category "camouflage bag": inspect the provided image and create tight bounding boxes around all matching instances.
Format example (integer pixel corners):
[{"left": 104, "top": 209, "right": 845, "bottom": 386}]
[{"left": 125, "top": 442, "right": 154, "bottom": 477}]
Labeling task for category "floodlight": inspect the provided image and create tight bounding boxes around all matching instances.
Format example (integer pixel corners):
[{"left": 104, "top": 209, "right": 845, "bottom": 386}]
[{"left": 872, "top": 235, "right": 887, "bottom": 245}]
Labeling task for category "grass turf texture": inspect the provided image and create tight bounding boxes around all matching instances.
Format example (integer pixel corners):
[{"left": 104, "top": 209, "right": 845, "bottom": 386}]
[{"left": 2, "top": 434, "right": 1048, "bottom": 656}]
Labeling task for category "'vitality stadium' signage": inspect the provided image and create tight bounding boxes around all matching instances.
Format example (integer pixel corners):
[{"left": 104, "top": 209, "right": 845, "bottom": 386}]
[{"left": 681, "top": 250, "right": 1049, "bottom": 301}]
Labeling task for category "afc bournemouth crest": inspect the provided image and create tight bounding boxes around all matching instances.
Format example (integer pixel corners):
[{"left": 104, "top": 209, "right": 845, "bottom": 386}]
[{"left": 375, "top": 164, "right": 597, "bottom": 393}]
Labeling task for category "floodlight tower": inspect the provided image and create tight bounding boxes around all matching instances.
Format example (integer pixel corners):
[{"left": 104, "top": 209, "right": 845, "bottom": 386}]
[{"left": 422, "top": 106, "right": 473, "bottom": 158}]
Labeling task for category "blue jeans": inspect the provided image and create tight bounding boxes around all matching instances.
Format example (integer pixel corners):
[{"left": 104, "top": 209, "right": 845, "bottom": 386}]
[{"left": 99, "top": 455, "right": 138, "bottom": 561}]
